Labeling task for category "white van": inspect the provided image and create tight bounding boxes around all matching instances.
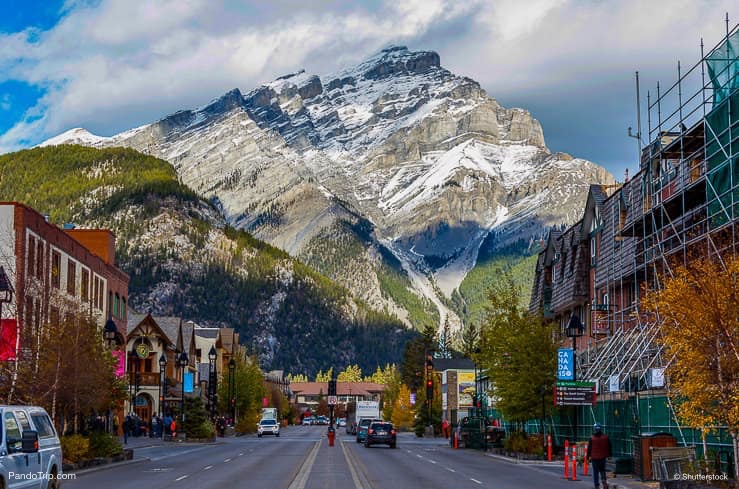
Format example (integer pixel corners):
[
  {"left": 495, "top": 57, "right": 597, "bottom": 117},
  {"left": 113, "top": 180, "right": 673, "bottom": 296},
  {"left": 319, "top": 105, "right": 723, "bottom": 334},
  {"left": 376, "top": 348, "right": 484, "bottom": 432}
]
[{"left": 0, "top": 405, "right": 63, "bottom": 489}]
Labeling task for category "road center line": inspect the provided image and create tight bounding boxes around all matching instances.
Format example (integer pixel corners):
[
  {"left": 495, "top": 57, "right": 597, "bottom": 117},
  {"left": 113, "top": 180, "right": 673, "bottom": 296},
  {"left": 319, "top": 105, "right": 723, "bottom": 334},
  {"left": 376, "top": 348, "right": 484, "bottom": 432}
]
[
  {"left": 286, "top": 440, "right": 321, "bottom": 489},
  {"left": 341, "top": 440, "right": 372, "bottom": 489},
  {"left": 175, "top": 475, "right": 188, "bottom": 481},
  {"left": 446, "top": 468, "right": 456, "bottom": 473},
  {"left": 224, "top": 458, "right": 231, "bottom": 462},
  {"left": 470, "top": 478, "right": 482, "bottom": 485},
  {"left": 204, "top": 465, "right": 213, "bottom": 470}
]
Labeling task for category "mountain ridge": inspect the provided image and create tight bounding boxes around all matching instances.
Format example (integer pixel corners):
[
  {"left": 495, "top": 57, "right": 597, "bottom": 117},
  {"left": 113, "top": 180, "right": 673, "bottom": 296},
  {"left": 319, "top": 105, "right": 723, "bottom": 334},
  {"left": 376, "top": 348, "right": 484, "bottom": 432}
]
[{"left": 39, "top": 46, "right": 615, "bottom": 332}]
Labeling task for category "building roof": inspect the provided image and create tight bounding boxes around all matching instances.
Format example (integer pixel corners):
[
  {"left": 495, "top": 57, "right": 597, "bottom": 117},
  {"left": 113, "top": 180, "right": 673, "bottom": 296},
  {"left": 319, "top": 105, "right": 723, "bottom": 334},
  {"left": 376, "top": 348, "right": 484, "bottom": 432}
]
[
  {"left": 432, "top": 358, "right": 475, "bottom": 371},
  {"left": 290, "top": 382, "right": 386, "bottom": 397}
]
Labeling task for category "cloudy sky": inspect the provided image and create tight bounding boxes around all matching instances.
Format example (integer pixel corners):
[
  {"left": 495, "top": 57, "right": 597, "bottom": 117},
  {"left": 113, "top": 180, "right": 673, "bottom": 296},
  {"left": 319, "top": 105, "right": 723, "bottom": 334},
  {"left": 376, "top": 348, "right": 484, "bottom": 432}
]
[{"left": 0, "top": 0, "right": 736, "bottom": 179}]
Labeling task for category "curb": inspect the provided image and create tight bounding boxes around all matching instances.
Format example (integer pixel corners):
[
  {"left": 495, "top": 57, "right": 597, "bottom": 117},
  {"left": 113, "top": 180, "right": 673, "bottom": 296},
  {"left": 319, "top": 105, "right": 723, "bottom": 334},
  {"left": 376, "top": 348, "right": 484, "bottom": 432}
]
[
  {"left": 484, "top": 452, "right": 562, "bottom": 466},
  {"left": 69, "top": 457, "right": 150, "bottom": 475}
]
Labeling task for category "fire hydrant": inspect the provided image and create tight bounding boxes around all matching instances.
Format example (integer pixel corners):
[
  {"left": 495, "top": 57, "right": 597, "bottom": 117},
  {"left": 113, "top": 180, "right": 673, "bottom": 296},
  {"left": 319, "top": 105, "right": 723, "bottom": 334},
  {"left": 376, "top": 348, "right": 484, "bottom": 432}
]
[{"left": 327, "top": 427, "right": 335, "bottom": 447}]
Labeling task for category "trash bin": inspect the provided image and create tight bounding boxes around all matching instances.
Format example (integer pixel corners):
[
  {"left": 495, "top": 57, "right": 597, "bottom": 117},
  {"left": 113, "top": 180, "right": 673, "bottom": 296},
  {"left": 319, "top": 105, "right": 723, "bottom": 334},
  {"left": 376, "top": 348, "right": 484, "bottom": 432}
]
[{"left": 632, "top": 432, "right": 677, "bottom": 480}]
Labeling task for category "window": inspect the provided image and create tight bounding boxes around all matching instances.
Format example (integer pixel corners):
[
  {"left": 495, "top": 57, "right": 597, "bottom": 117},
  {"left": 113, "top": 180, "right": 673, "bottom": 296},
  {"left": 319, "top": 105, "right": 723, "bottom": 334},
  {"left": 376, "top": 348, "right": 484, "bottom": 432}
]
[
  {"left": 114, "top": 293, "right": 119, "bottom": 317},
  {"left": 28, "top": 235, "right": 36, "bottom": 277},
  {"left": 81, "top": 268, "right": 90, "bottom": 301},
  {"left": 14, "top": 411, "right": 31, "bottom": 430},
  {"left": 590, "top": 237, "right": 597, "bottom": 266},
  {"left": 99, "top": 280, "right": 104, "bottom": 310},
  {"left": 4, "top": 412, "right": 21, "bottom": 451},
  {"left": 30, "top": 413, "right": 56, "bottom": 438},
  {"left": 67, "top": 259, "right": 76, "bottom": 296},
  {"left": 51, "top": 251, "right": 61, "bottom": 288},
  {"left": 37, "top": 240, "right": 44, "bottom": 279}
]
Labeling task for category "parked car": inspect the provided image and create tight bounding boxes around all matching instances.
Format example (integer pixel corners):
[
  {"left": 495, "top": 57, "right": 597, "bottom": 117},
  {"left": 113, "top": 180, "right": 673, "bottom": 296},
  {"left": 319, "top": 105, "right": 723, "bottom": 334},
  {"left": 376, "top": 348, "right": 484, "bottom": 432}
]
[
  {"left": 355, "top": 418, "right": 375, "bottom": 443},
  {"left": 1, "top": 404, "right": 63, "bottom": 489},
  {"left": 365, "top": 421, "right": 396, "bottom": 448},
  {"left": 316, "top": 416, "right": 329, "bottom": 425},
  {"left": 337, "top": 418, "right": 346, "bottom": 428},
  {"left": 301, "top": 417, "right": 312, "bottom": 426},
  {"left": 257, "top": 418, "right": 280, "bottom": 437}
]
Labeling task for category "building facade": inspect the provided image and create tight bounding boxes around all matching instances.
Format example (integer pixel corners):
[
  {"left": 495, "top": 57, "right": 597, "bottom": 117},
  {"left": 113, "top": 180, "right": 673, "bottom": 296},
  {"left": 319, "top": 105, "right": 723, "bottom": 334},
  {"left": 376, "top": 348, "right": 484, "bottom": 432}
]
[
  {"left": 529, "top": 24, "right": 739, "bottom": 468},
  {"left": 0, "top": 202, "right": 129, "bottom": 365}
]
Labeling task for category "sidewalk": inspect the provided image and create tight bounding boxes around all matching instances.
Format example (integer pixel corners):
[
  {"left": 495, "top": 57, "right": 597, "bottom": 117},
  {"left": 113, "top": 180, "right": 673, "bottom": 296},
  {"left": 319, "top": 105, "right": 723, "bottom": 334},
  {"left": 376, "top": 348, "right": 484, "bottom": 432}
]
[{"left": 480, "top": 451, "right": 659, "bottom": 489}]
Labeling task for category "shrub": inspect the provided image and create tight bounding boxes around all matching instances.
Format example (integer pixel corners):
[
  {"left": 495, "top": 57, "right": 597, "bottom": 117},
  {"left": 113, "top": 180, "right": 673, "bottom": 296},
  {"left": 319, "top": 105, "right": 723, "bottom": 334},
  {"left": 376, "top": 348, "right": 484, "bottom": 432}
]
[
  {"left": 61, "top": 434, "right": 90, "bottom": 463},
  {"left": 88, "top": 431, "right": 123, "bottom": 458},
  {"left": 235, "top": 411, "right": 261, "bottom": 434}
]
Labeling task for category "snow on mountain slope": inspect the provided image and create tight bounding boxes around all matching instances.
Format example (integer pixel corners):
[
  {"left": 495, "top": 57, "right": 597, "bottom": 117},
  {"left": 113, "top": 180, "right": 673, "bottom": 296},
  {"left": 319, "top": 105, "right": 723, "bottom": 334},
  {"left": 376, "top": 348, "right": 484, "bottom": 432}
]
[{"left": 40, "top": 46, "right": 614, "bottom": 332}]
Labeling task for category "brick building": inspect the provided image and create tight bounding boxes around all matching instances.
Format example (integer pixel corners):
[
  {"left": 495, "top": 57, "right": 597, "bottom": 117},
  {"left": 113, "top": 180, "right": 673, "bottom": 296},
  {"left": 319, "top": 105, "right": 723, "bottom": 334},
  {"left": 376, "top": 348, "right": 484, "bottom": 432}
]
[{"left": 0, "top": 202, "right": 129, "bottom": 363}]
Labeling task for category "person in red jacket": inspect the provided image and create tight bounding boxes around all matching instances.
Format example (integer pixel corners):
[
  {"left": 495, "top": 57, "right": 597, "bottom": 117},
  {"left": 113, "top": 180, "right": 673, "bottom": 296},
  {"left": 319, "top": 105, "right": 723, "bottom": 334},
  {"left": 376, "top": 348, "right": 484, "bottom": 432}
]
[{"left": 587, "top": 423, "right": 612, "bottom": 489}]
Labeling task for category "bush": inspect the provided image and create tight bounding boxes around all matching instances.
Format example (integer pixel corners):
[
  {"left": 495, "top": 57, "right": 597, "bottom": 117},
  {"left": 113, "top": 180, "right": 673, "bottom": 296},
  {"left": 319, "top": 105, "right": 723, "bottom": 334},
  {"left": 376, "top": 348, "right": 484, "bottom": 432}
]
[
  {"left": 235, "top": 411, "right": 261, "bottom": 434},
  {"left": 61, "top": 434, "right": 90, "bottom": 463},
  {"left": 188, "top": 421, "right": 215, "bottom": 439},
  {"left": 88, "top": 431, "right": 123, "bottom": 458}
]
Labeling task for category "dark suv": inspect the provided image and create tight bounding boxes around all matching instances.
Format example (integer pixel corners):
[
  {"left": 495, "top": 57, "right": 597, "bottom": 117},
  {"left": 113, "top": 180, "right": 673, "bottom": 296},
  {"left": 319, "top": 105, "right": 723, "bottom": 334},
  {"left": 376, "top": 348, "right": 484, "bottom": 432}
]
[{"left": 365, "top": 421, "right": 396, "bottom": 448}]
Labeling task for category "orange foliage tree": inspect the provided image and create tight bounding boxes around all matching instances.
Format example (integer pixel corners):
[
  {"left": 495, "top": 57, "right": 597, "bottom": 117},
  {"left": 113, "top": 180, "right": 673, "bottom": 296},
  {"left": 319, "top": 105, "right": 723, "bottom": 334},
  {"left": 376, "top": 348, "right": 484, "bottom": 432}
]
[{"left": 643, "top": 254, "right": 739, "bottom": 478}]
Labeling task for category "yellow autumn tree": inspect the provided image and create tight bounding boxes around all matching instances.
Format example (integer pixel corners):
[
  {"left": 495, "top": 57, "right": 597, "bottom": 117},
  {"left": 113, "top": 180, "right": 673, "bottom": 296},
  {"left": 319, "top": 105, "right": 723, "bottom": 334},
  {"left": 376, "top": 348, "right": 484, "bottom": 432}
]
[
  {"left": 643, "top": 254, "right": 739, "bottom": 478},
  {"left": 337, "top": 364, "right": 363, "bottom": 382},
  {"left": 390, "top": 384, "right": 415, "bottom": 431},
  {"left": 314, "top": 368, "right": 334, "bottom": 382}
]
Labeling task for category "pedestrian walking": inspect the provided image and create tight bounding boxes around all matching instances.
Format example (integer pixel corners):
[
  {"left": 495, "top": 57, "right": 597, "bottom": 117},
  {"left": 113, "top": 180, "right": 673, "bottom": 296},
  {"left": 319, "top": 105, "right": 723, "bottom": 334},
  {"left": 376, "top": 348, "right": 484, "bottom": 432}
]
[
  {"left": 156, "top": 414, "right": 163, "bottom": 439},
  {"left": 442, "top": 418, "right": 449, "bottom": 439},
  {"left": 586, "top": 423, "right": 612, "bottom": 489}
]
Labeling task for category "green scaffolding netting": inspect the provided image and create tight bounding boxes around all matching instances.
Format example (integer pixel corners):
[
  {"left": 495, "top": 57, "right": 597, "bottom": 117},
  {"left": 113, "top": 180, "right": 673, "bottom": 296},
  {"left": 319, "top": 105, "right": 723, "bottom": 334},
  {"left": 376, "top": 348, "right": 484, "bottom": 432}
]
[{"left": 707, "top": 29, "right": 739, "bottom": 105}]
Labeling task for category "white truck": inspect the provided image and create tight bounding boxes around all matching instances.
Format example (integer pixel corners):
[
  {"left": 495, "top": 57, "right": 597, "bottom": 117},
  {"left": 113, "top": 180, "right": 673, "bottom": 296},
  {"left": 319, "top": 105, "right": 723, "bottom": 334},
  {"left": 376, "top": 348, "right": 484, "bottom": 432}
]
[
  {"left": 347, "top": 400, "right": 380, "bottom": 434},
  {"left": 261, "top": 407, "right": 278, "bottom": 421}
]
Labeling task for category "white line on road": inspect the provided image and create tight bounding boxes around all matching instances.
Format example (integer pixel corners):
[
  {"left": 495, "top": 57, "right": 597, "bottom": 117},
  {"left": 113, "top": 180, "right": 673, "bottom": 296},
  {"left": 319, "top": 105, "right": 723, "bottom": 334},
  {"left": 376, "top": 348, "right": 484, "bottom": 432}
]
[
  {"left": 446, "top": 468, "right": 456, "bottom": 473},
  {"left": 286, "top": 440, "right": 321, "bottom": 489},
  {"left": 204, "top": 466, "right": 213, "bottom": 471},
  {"left": 470, "top": 478, "right": 482, "bottom": 485},
  {"left": 224, "top": 458, "right": 231, "bottom": 462},
  {"left": 428, "top": 460, "right": 437, "bottom": 464},
  {"left": 175, "top": 475, "right": 188, "bottom": 481},
  {"left": 239, "top": 452, "right": 244, "bottom": 456}
]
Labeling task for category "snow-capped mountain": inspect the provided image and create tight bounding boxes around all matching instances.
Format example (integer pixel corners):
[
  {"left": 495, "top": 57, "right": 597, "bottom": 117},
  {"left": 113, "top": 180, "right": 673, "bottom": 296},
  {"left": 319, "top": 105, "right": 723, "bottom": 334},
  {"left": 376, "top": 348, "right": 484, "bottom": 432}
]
[{"left": 41, "top": 46, "right": 614, "bottom": 330}]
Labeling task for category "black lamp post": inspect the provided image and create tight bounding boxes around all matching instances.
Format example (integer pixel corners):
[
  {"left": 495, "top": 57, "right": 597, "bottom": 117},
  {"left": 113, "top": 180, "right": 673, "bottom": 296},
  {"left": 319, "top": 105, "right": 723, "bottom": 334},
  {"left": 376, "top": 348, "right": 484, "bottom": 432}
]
[
  {"left": 228, "top": 358, "right": 236, "bottom": 424},
  {"left": 208, "top": 345, "right": 217, "bottom": 420},
  {"left": 159, "top": 353, "right": 167, "bottom": 420},
  {"left": 566, "top": 313, "right": 584, "bottom": 441},
  {"left": 129, "top": 348, "right": 139, "bottom": 415},
  {"left": 178, "top": 351, "right": 189, "bottom": 423},
  {"left": 102, "top": 318, "right": 118, "bottom": 433},
  {"left": 473, "top": 347, "right": 481, "bottom": 414}
]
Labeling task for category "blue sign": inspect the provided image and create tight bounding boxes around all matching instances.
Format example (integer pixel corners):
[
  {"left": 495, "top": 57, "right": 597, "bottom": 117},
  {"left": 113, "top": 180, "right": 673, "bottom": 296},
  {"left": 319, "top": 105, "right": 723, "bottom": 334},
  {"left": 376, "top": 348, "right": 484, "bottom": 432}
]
[
  {"left": 184, "top": 372, "right": 194, "bottom": 393},
  {"left": 558, "top": 348, "right": 574, "bottom": 380}
]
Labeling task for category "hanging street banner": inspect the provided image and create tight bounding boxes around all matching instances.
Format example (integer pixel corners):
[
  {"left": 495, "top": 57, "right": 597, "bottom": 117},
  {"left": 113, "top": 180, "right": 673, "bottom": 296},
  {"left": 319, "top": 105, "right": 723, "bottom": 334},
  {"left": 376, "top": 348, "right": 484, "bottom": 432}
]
[
  {"left": 554, "top": 381, "right": 597, "bottom": 406},
  {"left": 557, "top": 348, "right": 574, "bottom": 380}
]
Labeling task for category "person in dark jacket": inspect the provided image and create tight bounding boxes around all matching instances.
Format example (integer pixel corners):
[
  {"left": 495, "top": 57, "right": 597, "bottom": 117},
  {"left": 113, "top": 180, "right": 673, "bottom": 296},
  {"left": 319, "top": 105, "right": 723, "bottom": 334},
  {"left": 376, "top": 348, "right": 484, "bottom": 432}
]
[{"left": 587, "top": 423, "right": 612, "bottom": 489}]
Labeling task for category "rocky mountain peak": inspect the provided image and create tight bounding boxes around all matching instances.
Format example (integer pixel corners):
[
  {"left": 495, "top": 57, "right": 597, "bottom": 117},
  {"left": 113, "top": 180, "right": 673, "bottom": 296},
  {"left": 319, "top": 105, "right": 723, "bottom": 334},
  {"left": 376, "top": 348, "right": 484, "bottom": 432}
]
[{"left": 356, "top": 45, "right": 442, "bottom": 80}]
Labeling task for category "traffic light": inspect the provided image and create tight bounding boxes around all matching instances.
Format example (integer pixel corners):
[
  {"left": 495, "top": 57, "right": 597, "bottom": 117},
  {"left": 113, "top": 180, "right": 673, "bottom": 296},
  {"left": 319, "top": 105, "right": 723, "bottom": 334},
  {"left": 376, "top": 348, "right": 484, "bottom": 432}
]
[
  {"left": 328, "top": 379, "right": 337, "bottom": 396},
  {"left": 426, "top": 378, "right": 433, "bottom": 401}
]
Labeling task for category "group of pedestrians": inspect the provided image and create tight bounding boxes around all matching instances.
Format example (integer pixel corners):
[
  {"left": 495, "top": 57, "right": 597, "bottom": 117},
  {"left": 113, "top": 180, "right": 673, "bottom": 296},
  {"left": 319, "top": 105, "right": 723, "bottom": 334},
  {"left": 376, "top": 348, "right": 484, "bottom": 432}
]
[{"left": 122, "top": 412, "right": 177, "bottom": 444}]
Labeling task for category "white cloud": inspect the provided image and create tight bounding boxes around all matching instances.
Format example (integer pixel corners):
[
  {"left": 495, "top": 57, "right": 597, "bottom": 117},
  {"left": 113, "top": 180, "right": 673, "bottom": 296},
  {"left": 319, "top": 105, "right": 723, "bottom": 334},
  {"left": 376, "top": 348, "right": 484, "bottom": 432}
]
[{"left": 0, "top": 0, "right": 736, "bottom": 169}]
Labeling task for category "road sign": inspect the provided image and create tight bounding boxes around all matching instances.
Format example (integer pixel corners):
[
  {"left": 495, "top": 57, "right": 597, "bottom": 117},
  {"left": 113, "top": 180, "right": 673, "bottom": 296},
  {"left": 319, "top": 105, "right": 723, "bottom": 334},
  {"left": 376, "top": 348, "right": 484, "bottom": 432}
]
[
  {"left": 557, "top": 348, "right": 574, "bottom": 380},
  {"left": 328, "top": 395, "right": 338, "bottom": 406},
  {"left": 554, "top": 381, "right": 596, "bottom": 406}
]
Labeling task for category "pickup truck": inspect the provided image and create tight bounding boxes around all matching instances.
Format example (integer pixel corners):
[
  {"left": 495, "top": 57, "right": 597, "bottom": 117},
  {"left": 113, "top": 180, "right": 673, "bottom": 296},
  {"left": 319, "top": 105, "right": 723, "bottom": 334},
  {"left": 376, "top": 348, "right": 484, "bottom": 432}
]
[{"left": 454, "top": 417, "right": 505, "bottom": 449}]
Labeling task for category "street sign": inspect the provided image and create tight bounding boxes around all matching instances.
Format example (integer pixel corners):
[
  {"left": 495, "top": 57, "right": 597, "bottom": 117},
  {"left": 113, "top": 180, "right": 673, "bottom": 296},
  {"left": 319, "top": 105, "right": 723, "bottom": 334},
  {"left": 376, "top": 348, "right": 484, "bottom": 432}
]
[
  {"left": 554, "top": 381, "right": 596, "bottom": 406},
  {"left": 557, "top": 348, "right": 574, "bottom": 380},
  {"left": 327, "top": 395, "right": 338, "bottom": 406}
]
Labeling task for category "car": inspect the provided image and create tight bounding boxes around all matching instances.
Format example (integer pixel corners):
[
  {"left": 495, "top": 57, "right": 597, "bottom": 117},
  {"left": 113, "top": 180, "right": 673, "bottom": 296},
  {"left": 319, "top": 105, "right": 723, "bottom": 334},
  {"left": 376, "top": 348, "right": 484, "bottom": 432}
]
[
  {"left": 301, "top": 417, "right": 312, "bottom": 426},
  {"left": 355, "top": 418, "right": 375, "bottom": 443},
  {"left": 316, "top": 416, "right": 329, "bottom": 425},
  {"left": 365, "top": 421, "right": 396, "bottom": 448},
  {"left": 257, "top": 418, "right": 280, "bottom": 437},
  {"left": 1, "top": 404, "right": 63, "bottom": 489},
  {"left": 337, "top": 418, "right": 346, "bottom": 428}
]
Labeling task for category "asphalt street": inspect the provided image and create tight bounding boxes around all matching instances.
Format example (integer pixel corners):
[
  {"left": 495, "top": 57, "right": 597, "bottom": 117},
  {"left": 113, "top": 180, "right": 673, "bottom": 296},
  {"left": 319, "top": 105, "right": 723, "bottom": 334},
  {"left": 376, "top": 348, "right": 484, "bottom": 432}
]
[{"left": 65, "top": 426, "right": 608, "bottom": 489}]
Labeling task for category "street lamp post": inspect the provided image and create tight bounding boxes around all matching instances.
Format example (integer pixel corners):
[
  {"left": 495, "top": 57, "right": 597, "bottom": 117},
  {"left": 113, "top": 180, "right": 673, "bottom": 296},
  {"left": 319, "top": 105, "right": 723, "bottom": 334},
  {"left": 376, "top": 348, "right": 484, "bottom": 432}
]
[
  {"left": 228, "top": 358, "right": 236, "bottom": 424},
  {"left": 566, "top": 313, "right": 584, "bottom": 441},
  {"left": 178, "top": 351, "right": 189, "bottom": 424},
  {"left": 129, "top": 348, "right": 139, "bottom": 417},
  {"left": 208, "top": 346, "right": 217, "bottom": 420},
  {"left": 103, "top": 318, "right": 118, "bottom": 433},
  {"left": 159, "top": 353, "right": 167, "bottom": 421},
  {"left": 473, "top": 347, "right": 481, "bottom": 415}
]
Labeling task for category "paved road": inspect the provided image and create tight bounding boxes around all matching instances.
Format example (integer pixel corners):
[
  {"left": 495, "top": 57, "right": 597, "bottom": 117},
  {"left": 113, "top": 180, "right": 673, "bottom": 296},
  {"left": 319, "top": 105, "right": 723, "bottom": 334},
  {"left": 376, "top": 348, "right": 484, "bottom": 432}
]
[{"left": 66, "top": 427, "right": 604, "bottom": 489}]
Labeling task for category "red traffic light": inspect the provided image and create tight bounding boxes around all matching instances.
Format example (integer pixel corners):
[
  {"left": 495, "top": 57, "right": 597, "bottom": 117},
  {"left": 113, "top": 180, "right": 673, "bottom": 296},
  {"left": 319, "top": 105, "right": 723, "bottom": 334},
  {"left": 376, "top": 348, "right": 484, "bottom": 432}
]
[{"left": 426, "top": 380, "right": 433, "bottom": 387}]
